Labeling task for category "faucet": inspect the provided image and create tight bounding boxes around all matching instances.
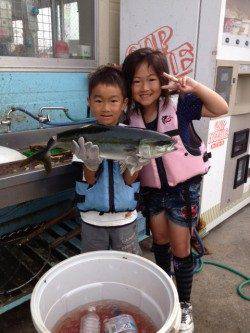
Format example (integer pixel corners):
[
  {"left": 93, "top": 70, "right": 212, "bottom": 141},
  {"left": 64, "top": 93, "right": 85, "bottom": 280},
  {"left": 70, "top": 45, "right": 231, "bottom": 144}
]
[
  {"left": 0, "top": 107, "right": 18, "bottom": 132},
  {"left": 38, "top": 106, "right": 69, "bottom": 128},
  {"left": 0, "top": 107, "right": 42, "bottom": 132},
  {"left": 0, "top": 117, "right": 11, "bottom": 132}
]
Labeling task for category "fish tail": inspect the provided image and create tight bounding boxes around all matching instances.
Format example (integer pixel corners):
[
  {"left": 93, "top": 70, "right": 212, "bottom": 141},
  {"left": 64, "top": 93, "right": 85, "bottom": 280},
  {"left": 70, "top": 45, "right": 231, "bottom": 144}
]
[
  {"left": 31, "top": 148, "right": 52, "bottom": 173},
  {"left": 27, "top": 136, "right": 56, "bottom": 173}
]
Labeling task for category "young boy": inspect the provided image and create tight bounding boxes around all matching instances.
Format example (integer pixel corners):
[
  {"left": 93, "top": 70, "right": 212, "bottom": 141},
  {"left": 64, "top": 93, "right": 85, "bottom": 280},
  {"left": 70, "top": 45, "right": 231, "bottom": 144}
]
[{"left": 72, "top": 65, "right": 148, "bottom": 254}]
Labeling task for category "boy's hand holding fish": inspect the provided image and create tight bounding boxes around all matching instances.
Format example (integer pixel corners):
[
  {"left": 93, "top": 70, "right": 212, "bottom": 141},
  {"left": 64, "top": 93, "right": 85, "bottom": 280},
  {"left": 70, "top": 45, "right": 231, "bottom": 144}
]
[
  {"left": 73, "top": 135, "right": 150, "bottom": 175},
  {"left": 72, "top": 137, "right": 103, "bottom": 171},
  {"left": 124, "top": 155, "right": 150, "bottom": 175}
]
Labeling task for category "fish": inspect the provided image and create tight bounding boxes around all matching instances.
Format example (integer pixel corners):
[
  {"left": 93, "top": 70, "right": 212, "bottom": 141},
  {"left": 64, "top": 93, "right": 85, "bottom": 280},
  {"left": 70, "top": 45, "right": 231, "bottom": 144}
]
[{"left": 30, "top": 123, "right": 176, "bottom": 172}]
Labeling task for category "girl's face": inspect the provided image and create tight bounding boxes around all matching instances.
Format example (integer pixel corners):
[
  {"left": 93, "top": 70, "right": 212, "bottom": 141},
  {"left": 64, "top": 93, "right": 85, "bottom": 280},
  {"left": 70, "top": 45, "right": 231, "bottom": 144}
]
[
  {"left": 88, "top": 84, "right": 127, "bottom": 126},
  {"left": 132, "top": 61, "right": 161, "bottom": 110}
]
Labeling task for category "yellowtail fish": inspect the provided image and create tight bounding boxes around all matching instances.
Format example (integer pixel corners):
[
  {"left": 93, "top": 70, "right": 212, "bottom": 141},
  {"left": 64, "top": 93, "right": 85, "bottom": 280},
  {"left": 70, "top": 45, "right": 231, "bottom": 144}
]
[{"left": 30, "top": 123, "right": 176, "bottom": 172}]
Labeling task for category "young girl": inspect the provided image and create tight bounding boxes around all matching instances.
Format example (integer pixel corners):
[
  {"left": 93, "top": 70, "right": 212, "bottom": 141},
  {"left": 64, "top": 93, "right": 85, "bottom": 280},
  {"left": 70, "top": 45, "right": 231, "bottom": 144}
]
[{"left": 122, "top": 48, "right": 228, "bottom": 332}]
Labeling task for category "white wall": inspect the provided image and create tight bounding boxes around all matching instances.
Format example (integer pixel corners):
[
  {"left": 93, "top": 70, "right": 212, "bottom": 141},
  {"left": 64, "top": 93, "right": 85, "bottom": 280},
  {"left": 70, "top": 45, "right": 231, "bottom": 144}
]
[
  {"left": 120, "top": 0, "right": 201, "bottom": 78},
  {"left": 200, "top": 116, "right": 231, "bottom": 213},
  {"left": 98, "top": 0, "right": 120, "bottom": 65}
]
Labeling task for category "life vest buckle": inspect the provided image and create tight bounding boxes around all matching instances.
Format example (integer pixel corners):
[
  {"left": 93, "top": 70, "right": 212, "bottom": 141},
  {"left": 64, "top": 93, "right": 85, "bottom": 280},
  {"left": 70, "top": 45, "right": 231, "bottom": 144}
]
[{"left": 203, "top": 152, "right": 212, "bottom": 162}]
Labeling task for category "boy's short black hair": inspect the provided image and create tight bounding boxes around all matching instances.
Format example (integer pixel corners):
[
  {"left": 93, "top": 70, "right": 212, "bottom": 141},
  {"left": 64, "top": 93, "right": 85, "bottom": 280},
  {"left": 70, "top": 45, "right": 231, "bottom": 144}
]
[{"left": 88, "top": 65, "right": 127, "bottom": 98}]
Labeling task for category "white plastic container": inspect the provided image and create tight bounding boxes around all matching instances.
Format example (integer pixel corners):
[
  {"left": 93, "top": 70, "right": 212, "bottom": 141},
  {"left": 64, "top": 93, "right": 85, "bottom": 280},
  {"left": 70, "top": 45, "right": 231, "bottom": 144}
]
[
  {"left": 0, "top": 146, "right": 26, "bottom": 164},
  {"left": 31, "top": 251, "right": 181, "bottom": 333}
]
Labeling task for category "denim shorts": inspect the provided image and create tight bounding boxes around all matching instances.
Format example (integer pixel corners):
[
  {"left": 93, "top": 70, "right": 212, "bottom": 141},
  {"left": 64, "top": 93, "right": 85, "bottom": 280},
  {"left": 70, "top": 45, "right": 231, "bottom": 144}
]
[{"left": 140, "top": 182, "right": 201, "bottom": 228}]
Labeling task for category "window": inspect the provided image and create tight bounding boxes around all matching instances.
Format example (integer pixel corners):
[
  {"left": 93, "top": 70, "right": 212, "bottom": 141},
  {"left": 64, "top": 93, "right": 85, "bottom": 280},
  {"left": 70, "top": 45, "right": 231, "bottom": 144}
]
[
  {"left": 234, "top": 155, "right": 249, "bottom": 189},
  {"left": 37, "top": 6, "right": 52, "bottom": 57},
  {"left": 231, "top": 129, "right": 249, "bottom": 157},
  {"left": 215, "top": 67, "right": 233, "bottom": 104},
  {"left": 12, "top": 19, "right": 23, "bottom": 45},
  {"left": 0, "top": 0, "right": 96, "bottom": 69}
]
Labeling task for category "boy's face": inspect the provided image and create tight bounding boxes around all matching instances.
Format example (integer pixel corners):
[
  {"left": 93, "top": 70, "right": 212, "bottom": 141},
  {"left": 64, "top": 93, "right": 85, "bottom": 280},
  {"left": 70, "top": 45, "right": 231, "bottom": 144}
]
[{"left": 88, "top": 84, "right": 127, "bottom": 126}]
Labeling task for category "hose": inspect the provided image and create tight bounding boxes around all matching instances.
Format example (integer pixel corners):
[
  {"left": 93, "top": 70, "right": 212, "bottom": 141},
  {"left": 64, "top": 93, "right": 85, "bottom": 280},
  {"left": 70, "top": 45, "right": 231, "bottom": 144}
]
[
  {"left": 64, "top": 111, "right": 84, "bottom": 123},
  {"left": 10, "top": 107, "right": 90, "bottom": 127},
  {"left": 193, "top": 255, "right": 250, "bottom": 301},
  {"left": 41, "top": 121, "right": 84, "bottom": 126},
  {"left": 190, "top": 228, "right": 249, "bottom": 300},
  {"left": 10, "top": 107, "right": 41, "bottom": 122}
]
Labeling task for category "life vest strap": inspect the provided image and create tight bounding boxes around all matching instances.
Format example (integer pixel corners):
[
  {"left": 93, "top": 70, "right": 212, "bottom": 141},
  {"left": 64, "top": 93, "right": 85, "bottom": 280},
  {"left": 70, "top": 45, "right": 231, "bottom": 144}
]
[
  {"left": 203, "top": 152, "right": 212, "bottom": 162},
  {"left": 165, "top": 129, "right": 179, "bottom": 137}
]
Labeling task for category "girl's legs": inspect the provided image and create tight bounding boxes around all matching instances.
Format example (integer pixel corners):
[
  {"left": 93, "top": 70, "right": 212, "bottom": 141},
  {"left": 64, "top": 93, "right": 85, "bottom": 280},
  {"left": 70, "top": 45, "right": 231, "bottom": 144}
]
[
  {"left": 166, "top": 182, "right": 201, "bottom": 305},
  {"left": 149, "top": 211, "right": 172, "bottom": 275},
  {"left": 150, "top": 213, "right": 194, "bottom": 302},
  {"left": 168, "top": 221, "right": 193, "bottom": 303},
  {"left": 149, "top": 213, "right": 194, "bottom": 331},
  {"left": 167, "top": 221, "right": 194, "bottom": 332},
  {"left": 147, "top": 182, "right": 200, "bottom": 332}
]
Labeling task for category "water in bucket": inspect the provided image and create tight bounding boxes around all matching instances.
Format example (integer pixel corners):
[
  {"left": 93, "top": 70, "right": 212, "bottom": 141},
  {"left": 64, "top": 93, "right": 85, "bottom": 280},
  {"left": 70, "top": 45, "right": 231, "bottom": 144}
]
[
  {"left": 52, "top": 300, "right": 157, "bottom": 333},
  {"left": 79, "top": 306, "right": 100, "bottom": 333}
]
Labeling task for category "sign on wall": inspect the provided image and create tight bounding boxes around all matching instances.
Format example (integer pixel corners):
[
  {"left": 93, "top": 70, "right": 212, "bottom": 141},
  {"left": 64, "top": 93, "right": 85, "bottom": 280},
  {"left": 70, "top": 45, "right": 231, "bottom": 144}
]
[
  {"left": 120, "top": 0, "right": 201, "bottom": 77},
  {"left": 208, "top": 119, "right": 229, "bottom": 150},
  {"left": 126, "top": 25, "right": 194, "bottom": 77}
]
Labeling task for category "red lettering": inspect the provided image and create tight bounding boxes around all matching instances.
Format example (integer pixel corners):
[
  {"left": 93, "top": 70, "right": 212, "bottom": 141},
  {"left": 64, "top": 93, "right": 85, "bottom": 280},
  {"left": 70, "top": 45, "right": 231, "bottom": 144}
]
[
  {"left": 125, "top": 26, "right": 193, "bottom": 76},
  {"left": 126, "top": 44, "right": 139, "bottom": 56},
  {"left": 211, "top": 140, "right": 224, "bottom": 149},
  {"left": 167, "top": 42, "right": 194, "bottom": 76},
  {"left": 208, "top": 129, "right": 229, "bottom": 144},
  {"left": 136, "top": 26, "right": 173, "bottom": 50},
  {"left": 214, "top": 120, "right": 227, "bottom": 131}
]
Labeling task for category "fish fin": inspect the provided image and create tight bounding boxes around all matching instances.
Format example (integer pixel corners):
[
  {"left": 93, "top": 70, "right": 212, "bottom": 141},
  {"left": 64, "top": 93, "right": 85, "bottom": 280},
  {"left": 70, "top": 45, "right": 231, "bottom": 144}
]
[{"left": 28, "top": 149, "right": 52, "bottom": 173}]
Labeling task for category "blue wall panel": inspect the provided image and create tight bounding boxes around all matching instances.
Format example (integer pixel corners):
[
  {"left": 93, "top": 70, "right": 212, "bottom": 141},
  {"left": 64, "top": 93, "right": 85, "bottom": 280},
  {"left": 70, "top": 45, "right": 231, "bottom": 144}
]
[
  {"left": 0, "top": 72, "right": 89, "bottom": 133},
  {"left": 0, "top": 71, "right": 89, "bottom": 234}
]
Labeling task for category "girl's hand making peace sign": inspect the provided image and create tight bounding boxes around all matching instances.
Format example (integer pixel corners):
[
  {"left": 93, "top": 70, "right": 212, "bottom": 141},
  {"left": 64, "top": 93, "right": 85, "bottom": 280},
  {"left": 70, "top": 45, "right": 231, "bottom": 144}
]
[
  {"left": 161, "top": 72, "right": 228, "bottom": 118},
  {"left": 161, "top": 72, "right": 199, "bottom": 94}
]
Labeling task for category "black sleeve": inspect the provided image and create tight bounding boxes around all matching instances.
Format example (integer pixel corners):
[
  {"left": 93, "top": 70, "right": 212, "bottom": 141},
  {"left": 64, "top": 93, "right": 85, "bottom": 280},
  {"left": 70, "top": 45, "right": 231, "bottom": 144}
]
[
  {"left": 72, "top": 161, "right": 84, "bottom": 182},
  {"left": 177, "top": 93, "right": 203, "bottom": 121}
]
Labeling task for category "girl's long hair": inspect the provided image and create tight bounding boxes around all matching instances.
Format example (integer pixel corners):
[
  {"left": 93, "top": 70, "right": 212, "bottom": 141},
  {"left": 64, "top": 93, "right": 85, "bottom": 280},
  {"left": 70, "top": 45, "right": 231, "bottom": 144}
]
[{"left": 122, "top": 47, "right": 171, "bottom": 121}]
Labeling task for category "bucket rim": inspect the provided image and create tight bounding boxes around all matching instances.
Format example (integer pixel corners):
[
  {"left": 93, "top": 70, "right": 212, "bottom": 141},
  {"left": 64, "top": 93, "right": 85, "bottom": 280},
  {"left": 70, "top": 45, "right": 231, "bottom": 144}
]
[{"left": 31, "top": 250, "right": 180, "bottom": 333}]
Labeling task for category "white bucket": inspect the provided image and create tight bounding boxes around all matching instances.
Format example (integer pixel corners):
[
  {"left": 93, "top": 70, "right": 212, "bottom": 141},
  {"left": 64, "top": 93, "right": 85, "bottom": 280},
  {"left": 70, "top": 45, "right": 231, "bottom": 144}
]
[{"left": 31, "top": 251, "right": 181, "bottom": 332}]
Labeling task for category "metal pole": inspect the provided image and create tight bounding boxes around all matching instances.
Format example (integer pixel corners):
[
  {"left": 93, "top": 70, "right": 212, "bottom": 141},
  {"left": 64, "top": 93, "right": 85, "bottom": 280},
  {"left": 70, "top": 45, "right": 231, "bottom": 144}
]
[{"left": 51, "top": 0, "right": 59, "bottom": 57}]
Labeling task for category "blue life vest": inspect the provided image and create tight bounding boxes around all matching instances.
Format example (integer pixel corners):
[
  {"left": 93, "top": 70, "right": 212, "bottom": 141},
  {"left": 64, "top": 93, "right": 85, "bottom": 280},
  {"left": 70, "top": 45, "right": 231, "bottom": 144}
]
[{"left": 75, "top": 160, "right": 140, "bottom": 213}]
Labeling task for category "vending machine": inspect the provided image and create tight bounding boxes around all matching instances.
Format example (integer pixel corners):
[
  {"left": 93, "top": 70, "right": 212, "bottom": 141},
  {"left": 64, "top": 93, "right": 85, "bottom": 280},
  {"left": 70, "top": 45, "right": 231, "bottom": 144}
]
[{"left": 120, "top": 0, "right": 250, "bottom": 233}]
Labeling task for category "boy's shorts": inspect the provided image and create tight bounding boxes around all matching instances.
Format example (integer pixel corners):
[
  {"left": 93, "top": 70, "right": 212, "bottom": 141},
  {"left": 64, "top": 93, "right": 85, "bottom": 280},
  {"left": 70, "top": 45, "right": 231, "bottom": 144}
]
[
  {"left": 81, "top": 220, "right": 141, "bottom": 255},
  {"left": 140, "top": 182, "right": 201, "bottom": 228}
]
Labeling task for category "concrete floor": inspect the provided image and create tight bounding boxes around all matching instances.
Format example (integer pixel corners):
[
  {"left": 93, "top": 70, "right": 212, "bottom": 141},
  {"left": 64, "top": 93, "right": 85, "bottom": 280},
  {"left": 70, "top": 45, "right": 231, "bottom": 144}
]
[{"left": 0, "top": 204, "right": 249, "bottom": 332}]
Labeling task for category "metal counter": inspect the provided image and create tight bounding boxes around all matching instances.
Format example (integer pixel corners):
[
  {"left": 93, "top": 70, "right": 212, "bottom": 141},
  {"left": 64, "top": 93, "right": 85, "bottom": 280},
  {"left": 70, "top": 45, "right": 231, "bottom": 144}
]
[{"left": 0, "top": 125, "right": 81, "bottom": 209}]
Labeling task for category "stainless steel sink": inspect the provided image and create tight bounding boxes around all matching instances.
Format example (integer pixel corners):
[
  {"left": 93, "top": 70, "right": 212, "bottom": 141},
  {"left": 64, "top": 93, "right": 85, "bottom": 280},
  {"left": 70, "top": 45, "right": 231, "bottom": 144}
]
[
  {"left": 0, "top": 125, "right": 83, "bottom": 209},
  {"left": 0, "top": 124, "right": 82, "bottom": 150}
]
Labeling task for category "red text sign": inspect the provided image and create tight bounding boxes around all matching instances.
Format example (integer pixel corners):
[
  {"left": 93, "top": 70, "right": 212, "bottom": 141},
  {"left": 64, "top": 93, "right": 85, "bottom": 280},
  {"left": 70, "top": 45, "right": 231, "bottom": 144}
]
[
  {"left": 208, "top": 120, "right": 229, "bottom": 149},
  {"left": 126, "top": 26, "right": 195, "bottom": 77}
]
